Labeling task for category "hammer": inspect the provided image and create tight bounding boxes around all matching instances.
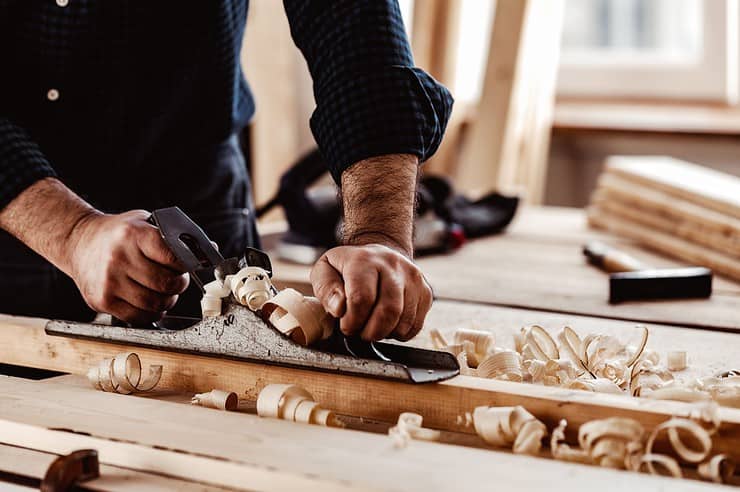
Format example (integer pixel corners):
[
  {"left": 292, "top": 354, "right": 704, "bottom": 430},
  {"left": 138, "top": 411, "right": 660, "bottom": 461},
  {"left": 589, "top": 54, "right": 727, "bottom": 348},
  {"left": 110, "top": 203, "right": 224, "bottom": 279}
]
[{"left": 583, "top": 242, "right": 713, "bottom": 303}]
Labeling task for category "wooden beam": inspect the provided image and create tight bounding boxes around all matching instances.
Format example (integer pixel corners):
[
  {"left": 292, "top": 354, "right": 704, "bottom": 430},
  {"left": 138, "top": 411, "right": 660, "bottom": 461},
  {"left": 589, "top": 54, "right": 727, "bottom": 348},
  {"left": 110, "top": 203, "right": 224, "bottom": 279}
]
[
  {"left": 1, "top": 315, "right": 738, "bottom": 462},
  {"left": 0, "top": 377, "right": 727, "bottom": 492},
  {"left": 0, "top": 443, "right": 233, "bottom": 492},
  {"left": 411, "top": 0, "right": 462, "bottom": 91},
  {"left": 455, "top": 0, "right": 564, "bottom": 203}
]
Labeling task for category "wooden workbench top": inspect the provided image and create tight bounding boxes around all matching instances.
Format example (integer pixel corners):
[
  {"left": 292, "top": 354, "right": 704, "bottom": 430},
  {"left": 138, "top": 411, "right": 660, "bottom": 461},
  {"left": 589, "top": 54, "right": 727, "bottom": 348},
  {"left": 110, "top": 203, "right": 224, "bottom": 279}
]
[{"left": 269, "top": 206, "right": 740, "bottom": 331}]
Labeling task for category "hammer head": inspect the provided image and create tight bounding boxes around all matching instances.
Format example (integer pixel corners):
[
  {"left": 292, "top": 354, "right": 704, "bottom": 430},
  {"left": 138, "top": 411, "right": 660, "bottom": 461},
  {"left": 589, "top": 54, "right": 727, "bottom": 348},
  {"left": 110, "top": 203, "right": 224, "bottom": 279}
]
[{"left": 609, "top": 267, "right": 712, "bottom": 303}]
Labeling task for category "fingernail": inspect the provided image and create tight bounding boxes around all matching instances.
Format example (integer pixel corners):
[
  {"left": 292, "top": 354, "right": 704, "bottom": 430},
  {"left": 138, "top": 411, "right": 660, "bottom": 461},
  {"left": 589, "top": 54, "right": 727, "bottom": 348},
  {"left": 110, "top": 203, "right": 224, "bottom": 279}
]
[{"left": 328, "top": 291, "right": 342, "bottom": 316}]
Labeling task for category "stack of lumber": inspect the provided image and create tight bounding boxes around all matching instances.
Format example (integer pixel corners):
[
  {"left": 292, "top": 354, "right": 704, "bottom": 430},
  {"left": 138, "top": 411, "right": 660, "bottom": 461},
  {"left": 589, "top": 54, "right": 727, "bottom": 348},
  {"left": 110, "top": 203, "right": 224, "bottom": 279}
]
[{"left": 587, "top": 156, "right": 740, "bottom": 282}]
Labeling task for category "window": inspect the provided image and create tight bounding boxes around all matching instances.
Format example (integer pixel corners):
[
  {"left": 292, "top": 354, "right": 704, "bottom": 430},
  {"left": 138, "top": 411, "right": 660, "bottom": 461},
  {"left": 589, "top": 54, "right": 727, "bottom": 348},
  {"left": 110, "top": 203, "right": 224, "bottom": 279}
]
[{"left": 558, "top": 0, "right": 738, "bottom": 102}]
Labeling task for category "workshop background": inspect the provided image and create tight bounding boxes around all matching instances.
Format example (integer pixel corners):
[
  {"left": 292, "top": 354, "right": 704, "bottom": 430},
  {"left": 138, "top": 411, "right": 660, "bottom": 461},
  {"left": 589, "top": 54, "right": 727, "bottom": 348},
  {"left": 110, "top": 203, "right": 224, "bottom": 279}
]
[{"left": 243, "top": 0, "right": 740, "bottom": 221}]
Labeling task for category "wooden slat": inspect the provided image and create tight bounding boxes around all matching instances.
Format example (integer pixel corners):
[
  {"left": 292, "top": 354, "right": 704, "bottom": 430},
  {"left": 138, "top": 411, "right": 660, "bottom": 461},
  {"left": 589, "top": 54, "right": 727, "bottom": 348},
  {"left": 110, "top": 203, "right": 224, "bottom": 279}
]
[
  {"left": 0, "top": 378, "right": 727, "bottom": 492},
  {"left": 1, "top": 309, "right": 739, "bottom": 463},
  {"left": 455, "top": 0, "right": 564, "bottom": 203},
  {"left": 589, "top": 206, "right": 740, "bottom": 283},
  {"left": 411, "top": 0, "right": 462, "bottom": 90},
  {"left": 0, "top": 443, "right": 232, "bottom": 492},
  {"left": 605, "top": 156, "right": 740, "bottom": 220}
]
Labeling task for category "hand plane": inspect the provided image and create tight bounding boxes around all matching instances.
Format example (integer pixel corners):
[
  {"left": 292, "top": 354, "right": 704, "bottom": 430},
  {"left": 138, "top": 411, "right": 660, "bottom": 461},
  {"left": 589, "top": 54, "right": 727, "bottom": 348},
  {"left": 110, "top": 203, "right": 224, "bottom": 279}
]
[{"left": 45, "top": 207, "right": 459, "bottom": 384}]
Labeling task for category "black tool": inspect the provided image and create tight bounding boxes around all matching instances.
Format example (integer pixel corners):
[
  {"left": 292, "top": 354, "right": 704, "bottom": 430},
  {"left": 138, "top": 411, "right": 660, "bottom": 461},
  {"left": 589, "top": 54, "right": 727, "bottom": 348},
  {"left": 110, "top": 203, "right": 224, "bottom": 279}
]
[{"left": 583, "top": 241, "right": 713, "bottom": 303}]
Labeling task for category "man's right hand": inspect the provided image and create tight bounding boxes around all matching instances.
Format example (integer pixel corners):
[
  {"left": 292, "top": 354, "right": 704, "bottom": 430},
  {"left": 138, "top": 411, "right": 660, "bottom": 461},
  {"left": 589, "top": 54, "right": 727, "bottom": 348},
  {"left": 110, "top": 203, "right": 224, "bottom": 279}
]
[{"left": 67, "top": 210, "right": 189, "bottom": 324}]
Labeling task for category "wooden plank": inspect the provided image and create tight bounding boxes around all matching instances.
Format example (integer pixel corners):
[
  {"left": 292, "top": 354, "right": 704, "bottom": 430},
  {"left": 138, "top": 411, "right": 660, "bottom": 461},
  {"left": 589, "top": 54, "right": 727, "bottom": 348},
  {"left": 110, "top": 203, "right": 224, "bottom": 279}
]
[
  {"left": 0, "top": 443, "right": 232, "bottom": 492},
  {"left": 589, "top": 206, "right": 740, "bottom": 283},
  {"left": 596, "top": 173, "right": 740, "bottom": 251},
  {"left": 455, "top": 0, "right": 563, "bottom": 203},
  {"left": 1, "top": 309, "right": 739, "bottom": 463},
  {"left": 411, "top": 0, "right": 462, "bottom": 91},
  {"left": 0, "top": 378, "right": 726, "bottom": 492},
  {"left": 606, "top": 156, "right": 740, "bottom": 220},
  {"left": 592, "top": 189, "right": 740, "bottom": 258}
]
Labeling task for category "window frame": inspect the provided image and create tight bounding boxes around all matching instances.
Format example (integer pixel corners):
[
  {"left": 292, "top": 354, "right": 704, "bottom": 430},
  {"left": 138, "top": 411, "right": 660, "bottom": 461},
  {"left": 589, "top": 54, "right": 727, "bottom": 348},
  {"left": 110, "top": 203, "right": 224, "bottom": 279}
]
[{"left": 556, "top": 0, "right": 739, "bottom": 104}]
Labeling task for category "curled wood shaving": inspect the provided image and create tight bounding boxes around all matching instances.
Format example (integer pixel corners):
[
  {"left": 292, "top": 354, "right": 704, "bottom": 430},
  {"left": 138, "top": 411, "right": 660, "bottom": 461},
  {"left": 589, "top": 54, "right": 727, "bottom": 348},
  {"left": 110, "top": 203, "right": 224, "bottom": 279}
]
[
  {"left": 697, "top": 454, "right": 736, "bottom": 484},
  {"left": 453, "top": 328, "right": 495, "bottom": 368},
  {"left": 260, "top": 288, "right": 334, "bottom": 346},
  {"left": 477, "top": 350, "right": 523, "bottom": 382},
  {"left": 467, "top": 406, "right": 546, "bottom": 456},
  {"left": 628, "top": 359, "right": 674, "bottom": 397},
  {"left": 226, "top": 267, "right": 274, "bottom": 311},
  {"left": 201, "top": 280, "right": 231, "bottom": 317},
  {"left": 256, "top": 383, "right": 343, "bottom": 428},
  {"left": 638, "top": 453, "right": 683, "bottom": 478},
  {"left": 645, "top": 418, "right": 712, "bottom": 464},
  {"left": 667, "top": 351, "right": 688, "bottom": 371},
  {"left": 191, "top": 390, "right": 238, "bottom": 411},
  {"left": 567, "top": 378, "right": 623, "bottom": 394},
  {"left": 519, "top": 325, "right": 559, "bottom": 361},
  {"left": 388, "top": 412, "right": 441, "bottom": 448},
  {"left": 429, "top": 328, "right": 449, "bottom": 350},
  {"left": 87, "top": 352, "right": 162, "bottom": 394},
  {"left": 550, "top": 420, "right": 591, "bottom": 464}
]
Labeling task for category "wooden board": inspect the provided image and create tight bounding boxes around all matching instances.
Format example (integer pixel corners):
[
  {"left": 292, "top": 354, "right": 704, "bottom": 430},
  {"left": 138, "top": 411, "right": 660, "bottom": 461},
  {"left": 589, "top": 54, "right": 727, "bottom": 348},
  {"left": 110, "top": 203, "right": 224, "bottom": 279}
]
[
  {"left": 589, "top": 207, "right": 740, "bottom": 283},
  {"left": 1, "top": 305, "right": 739, "bottom": 463},
  {"left": 0, "top": 443, "right": 232, "bottom": 492},
  {"left": 0, "top": 377, "right": 731, "bottom": 492},
  {"left": 269, "top": 208, "right": 740, "bottom": 331},
  {"left": 606, "top": 156, "right": 740, "bottom": 220},
  {"left": 455, "top": 0, "right": 563, "bottom": 203}
]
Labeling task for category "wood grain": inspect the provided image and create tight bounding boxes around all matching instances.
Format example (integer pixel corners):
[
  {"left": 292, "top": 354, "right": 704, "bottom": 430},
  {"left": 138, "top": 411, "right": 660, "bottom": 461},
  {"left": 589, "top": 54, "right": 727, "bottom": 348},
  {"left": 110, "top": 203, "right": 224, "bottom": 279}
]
[
  {"left": 0, "top": 378, "right": 726, "bottom": 492},
  {"left": 1, "top": 308, "right": 738, "bottom": 462},
  {"left": 0, "top": 443, "right": 232, "bottom": 492}
]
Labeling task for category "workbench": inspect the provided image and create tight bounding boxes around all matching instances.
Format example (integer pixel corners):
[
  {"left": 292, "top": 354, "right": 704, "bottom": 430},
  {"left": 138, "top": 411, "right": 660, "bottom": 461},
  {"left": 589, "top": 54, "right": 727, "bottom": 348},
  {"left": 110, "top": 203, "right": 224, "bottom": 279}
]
[{"left": 0, "top": 206, "right": 738, "bottom": 491}]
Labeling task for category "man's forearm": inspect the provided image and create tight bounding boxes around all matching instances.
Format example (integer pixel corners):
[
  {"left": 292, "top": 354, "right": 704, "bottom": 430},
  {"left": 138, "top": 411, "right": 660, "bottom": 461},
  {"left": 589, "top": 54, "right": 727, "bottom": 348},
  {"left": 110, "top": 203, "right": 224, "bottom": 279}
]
[
  {"left": 340, "top": 154, "right": 418, "bottom": 257},
  {"left": 0, "top": 177, "right": 99, "bottom": 274}
]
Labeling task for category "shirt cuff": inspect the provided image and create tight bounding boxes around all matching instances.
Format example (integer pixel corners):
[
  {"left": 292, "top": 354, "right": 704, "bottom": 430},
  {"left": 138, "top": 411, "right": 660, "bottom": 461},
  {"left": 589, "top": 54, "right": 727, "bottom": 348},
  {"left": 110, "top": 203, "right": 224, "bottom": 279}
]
[
  {"left": 310, "top": 66, "right": 454, "bottom": 184},
  {"left": 0, "top": 118, "right": 58, "bottom": 211}
]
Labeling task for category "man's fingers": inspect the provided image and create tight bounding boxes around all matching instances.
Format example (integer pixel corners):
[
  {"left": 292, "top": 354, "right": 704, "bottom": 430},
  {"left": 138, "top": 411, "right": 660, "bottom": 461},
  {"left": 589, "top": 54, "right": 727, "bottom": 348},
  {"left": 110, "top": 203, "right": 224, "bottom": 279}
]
[
  {"left": 136, "top": 223, "right": 184, "bottom": 271},
  {"left": 108, "top": 297, "right": 163, "bottom": 325},
  {"left": 310, "top": 256, "right": 346, "bottom": 318},
  {"left": 390, "top": 285, "right": 419, "bottom": 341},
  {"left": 123, "top": 278, "right": 179, "bottom": 314},
  {"left": 361, "top": 271, "right": 404, "bottom": 341},
  {"left": 128, "top": 252, "right": 190, "bottom": 295},
  {"left": 338, "top": 265, "right": 378, "bottom": 337}
]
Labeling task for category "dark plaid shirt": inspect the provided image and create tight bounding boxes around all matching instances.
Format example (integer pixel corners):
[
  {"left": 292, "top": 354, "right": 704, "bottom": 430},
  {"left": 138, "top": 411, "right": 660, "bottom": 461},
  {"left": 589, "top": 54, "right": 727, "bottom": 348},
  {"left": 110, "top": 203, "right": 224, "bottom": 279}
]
[{"left": 0, "top": 0, "right": 453, "bottom": 212}]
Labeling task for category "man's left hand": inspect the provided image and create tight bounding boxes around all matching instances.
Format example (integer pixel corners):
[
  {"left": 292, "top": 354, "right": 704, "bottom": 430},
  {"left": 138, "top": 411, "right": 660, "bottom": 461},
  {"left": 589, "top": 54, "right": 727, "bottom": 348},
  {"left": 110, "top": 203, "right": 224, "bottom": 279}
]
[{"left": 310, "top": 243, "right": 432, "bottom": 341}]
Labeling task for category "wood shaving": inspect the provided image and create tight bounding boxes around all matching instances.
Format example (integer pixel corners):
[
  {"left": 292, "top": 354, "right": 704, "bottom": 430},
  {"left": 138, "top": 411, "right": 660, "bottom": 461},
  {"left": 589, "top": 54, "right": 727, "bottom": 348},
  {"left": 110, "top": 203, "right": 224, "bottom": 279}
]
[
  {"left": 697, "top": 454, "right": 736, "bottom": 484},
  {"left": 226, "top": 267, "right": 274, "bottom": 311},
  {"left": 645, "top": 418, "right": 712, "bottom": 464},
  {"left": 476, "top": 350, "right": 523, "bottom": 381},
  {"left": 191, "top": 390, "right": 238, "bottom": 411},
  {"left": 567, "top": 378, "right": 623, "bottom": 394},
  {"left": 260, "top": 289, "right": 334, "bottom": 346},
  {"left": 87, "top": 352, "right": 162, "bottom": 394},
  {"left": 519, "top": 324, "right": 559, "bottom": 361},
  {"left": 453, "top": 328, "right": 494, "bottom": 368},
  {"left": 465, "top": 406, "right": 546, "bottom": 456},
  {"left": 667, "top": 351, "right": 688, "bottom": 371},
  {"left": 638, "top": 453, "right": 683, "bottom": 478},
  {"left": 256, "top": 383, "right": 343, "bottom": 428},
  {"left": 388, "top": 412, "right": 441, "bottom": 448}
]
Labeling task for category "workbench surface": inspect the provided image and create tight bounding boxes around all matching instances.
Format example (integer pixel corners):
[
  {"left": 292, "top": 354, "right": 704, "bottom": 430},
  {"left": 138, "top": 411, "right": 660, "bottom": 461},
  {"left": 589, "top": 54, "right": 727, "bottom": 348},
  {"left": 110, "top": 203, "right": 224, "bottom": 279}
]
[{"left": 0, "top": 206, "right": 738, "bottom": 491}]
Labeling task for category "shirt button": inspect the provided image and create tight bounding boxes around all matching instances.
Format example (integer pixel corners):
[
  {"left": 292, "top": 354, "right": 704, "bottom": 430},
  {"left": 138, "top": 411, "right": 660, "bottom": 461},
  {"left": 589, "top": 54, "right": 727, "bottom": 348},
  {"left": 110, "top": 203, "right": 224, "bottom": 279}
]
[
  {"left": 47, "top": 89, "right": 60, "bottom": 101},
  {"left": 56, "top": 0, "right": 69, "bottom": 7}
]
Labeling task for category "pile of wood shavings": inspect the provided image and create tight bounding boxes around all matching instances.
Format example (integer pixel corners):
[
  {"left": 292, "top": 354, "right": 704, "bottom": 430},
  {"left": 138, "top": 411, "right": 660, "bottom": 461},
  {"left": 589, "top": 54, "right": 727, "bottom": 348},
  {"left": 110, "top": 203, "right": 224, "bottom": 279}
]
[{"left": 429, "top": 325, "right": 740, "bottom": 408}]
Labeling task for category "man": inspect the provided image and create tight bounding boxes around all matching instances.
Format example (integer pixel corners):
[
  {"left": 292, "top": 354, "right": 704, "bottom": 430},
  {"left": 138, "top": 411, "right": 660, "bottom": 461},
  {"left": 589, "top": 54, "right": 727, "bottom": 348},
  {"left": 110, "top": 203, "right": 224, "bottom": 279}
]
[{"left": 0, "top": 1, "right": 452, "bottom": 342}]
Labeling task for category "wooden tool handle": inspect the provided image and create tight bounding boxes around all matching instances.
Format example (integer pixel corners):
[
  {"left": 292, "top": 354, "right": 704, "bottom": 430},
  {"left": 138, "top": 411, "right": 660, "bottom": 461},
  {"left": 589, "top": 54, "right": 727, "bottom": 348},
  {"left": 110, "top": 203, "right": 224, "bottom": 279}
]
[{"left": 583, "top": 241, "right": 644, "bottom": 273}]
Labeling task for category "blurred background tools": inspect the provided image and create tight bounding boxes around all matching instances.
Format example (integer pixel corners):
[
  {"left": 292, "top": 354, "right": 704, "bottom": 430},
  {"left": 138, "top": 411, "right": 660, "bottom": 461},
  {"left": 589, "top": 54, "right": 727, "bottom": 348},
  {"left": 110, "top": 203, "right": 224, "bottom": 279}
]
[
  {"left": 255, "top": 149, "right": 519, "bottom": 264},
  {"left": 583, "top": 241, "right": 713, "bottom": 304}
]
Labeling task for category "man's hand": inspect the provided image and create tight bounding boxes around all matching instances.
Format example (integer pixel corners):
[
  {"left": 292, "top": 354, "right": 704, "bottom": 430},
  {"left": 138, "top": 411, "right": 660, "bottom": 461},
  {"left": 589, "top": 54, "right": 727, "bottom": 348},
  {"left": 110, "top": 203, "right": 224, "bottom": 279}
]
[
  {"left": 311, "top": 243, "right": 432, "bottom": 341},
  {"left": 0, "top": 178, "right": 188, "bottom": 324},
  {"left": 310, "top": 154, "right": 432, "bottom": 341},
  {"left": 67, "top": 210, "right": 189, "bottom": 324}
]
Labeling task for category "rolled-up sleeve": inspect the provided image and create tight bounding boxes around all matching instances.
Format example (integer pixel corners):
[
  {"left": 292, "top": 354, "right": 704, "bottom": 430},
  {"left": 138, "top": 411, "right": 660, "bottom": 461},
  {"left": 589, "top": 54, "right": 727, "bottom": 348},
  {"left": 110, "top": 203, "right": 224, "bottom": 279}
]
[
  {"left": 283, "top": 0, "right": 454, "bottom": 184},
  {"left": 0, "top": 117, "right": 57, "bottom": 211}
]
